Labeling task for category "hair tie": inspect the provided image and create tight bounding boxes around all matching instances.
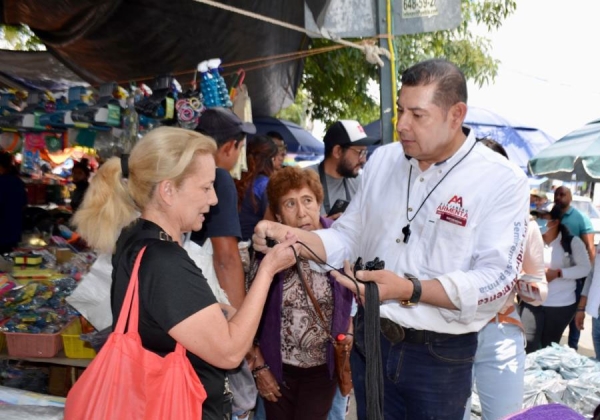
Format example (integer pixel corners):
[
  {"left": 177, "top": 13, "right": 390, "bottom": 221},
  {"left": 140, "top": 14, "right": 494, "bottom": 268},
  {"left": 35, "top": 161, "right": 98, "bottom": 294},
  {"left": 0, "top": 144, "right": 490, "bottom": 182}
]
[{"left": 121, "top": 154, "right": 130, "bottom": 179}]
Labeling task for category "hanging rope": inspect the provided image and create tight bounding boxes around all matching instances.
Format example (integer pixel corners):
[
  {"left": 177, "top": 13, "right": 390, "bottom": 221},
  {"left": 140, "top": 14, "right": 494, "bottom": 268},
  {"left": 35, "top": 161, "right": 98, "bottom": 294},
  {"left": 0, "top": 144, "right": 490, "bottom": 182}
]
[{"left": 191, "top": 0, "right": 391, "bottom": 66}]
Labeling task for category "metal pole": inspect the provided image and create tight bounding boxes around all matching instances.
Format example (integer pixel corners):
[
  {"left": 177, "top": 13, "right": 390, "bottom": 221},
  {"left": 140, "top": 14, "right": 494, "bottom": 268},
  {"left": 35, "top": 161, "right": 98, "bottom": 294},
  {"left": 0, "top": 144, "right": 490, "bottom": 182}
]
[{"left": 377, "top": 0, "right": 394, "bottom": 145}]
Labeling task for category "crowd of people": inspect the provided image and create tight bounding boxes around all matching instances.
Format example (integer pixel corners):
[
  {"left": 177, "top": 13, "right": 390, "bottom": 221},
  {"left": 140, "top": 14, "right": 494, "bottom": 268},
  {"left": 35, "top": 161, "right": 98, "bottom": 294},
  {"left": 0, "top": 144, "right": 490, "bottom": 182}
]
[{"left": 64, "top": 58, "right": 600, "bottom": 420}]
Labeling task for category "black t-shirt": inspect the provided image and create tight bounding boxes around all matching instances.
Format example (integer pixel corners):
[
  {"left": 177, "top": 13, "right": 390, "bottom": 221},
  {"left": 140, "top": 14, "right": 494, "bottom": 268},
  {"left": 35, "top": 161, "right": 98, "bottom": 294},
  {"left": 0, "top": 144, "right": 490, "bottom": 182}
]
[
  {"left": 191, "top": 167, "right": 242, "bottom": 245},
  {"left": 111, "top": 219, "right": 225, "bottom": 420}
]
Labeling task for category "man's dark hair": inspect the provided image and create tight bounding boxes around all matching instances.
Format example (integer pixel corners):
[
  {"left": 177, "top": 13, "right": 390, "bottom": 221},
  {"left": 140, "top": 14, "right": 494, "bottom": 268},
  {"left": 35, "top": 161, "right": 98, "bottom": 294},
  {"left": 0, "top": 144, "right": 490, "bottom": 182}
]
[
  {"left": 0, "top": 151, "right": 13, "bottom": 170},
  {"left": 266, "top": 131, "right": 284, "bottom": 141},
  {"left": 211, "top": 131, "right": 245, "bottom": 148},
  {"left": 401, "top": 59, "right": 468, "bottom": 111},
  {"left": 73, "top": 158, "right": 91, "bottom": 178}
]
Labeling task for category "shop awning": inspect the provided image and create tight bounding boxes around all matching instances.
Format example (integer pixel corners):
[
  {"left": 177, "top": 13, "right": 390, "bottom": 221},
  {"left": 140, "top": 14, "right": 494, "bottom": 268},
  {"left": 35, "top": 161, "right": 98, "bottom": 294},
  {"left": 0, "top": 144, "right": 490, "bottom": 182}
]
[{"left": 1, "top": 0, "right": 319, "bottom": 117}]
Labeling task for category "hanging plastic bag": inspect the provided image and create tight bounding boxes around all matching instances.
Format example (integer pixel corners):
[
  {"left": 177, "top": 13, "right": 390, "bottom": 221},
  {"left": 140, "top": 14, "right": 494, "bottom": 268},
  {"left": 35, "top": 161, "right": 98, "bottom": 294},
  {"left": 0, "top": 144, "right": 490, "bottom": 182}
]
[
  {"left": 230, "top": 80, "right": 250, "bottom": 180},
  {"left": 65, "top": 254, "right": 112, "bottom": 330},
  {"left": 64, "top": 247, "right": 207, "bottom": 420}
]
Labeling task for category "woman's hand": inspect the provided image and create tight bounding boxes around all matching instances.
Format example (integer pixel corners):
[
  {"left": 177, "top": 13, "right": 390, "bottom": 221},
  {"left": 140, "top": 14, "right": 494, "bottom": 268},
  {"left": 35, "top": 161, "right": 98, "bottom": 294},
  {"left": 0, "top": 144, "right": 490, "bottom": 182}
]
[
  {"left": 575, "top": 311, "right": 586, "bottom": 331},
  {"left": 253, "top": 220, "right": 285, "bottom": 254},
  {"left": 254, "top": 367, "right": 281, "bottom": 403},
  {"left": 545, "top": 268, "right": 560, "bottom": 282},
  {"left": 259, "top": 232, "right": 299, "bottom": 276}
]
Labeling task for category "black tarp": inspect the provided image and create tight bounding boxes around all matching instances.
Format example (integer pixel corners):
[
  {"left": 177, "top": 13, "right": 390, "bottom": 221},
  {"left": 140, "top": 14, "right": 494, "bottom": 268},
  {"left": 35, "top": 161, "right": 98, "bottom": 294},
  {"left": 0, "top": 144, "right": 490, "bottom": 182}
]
[
  {"left": 0, "top": 49, "right": 88, "bottom": 91},
  {"left": 1, "top": 0, "right": 318, "bottom": 116}
]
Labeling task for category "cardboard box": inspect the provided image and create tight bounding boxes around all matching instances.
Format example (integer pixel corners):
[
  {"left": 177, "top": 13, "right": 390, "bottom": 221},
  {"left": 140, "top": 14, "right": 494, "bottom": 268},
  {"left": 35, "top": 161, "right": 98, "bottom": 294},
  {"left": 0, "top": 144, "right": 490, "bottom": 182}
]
[{"left": 54, "top": 248, "right": 74, "bottom": 264}]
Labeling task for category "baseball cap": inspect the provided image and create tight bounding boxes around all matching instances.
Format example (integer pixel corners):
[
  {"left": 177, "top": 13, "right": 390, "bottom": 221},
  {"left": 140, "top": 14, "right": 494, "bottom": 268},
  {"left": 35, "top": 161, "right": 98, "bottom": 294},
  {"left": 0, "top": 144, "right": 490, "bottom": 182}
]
[
  {"left": 196, "top": 107, "right": 256, "bottom": 140},
  {"left": 323, "top": 120, "right": 380, "bottom": 148}
]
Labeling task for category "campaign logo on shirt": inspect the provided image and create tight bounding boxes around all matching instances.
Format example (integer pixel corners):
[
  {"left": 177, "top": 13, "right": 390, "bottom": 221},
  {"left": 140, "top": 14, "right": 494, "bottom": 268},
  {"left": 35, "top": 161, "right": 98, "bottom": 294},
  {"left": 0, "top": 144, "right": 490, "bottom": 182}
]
[{"left": 436, "top": 195, "right": 468, "bottom": 226}]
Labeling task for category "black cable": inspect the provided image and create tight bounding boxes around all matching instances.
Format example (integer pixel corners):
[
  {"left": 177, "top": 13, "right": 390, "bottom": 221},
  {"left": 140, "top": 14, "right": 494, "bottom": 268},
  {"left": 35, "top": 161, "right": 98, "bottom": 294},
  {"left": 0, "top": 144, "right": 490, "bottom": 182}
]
[
  {"left": 295, "top": 241, "right": 363, "bottom": 305},
  {"left": 362, "top": 282, "right": 384, "bottom": 420}
]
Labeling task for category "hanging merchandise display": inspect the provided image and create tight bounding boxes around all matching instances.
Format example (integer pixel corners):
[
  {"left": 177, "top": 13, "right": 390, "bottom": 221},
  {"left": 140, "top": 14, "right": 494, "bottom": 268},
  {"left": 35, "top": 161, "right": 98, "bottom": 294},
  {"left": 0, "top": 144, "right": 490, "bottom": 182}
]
[
  {"left": 176, "top": 96, "right": 203, "bottom": 130},
  {"left": 230, "top": 77, "right": 251, "bottom": 180},
  {"left": 121, "top": 95, "right": 140, "bottom": 153},
  {"left": 134, "top": 75, "right": 178, "bottom": 125},
  {"left": 208, "top": 58, "right": 233, "bottom": 108},
  {"left": 199, "top": 59, "right": 232, "bottom": 108}
]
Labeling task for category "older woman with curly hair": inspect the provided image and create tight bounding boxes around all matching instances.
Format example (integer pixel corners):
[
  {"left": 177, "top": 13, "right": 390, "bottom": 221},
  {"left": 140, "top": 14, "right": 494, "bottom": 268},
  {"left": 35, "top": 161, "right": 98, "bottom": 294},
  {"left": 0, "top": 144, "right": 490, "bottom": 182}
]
[{"left": 248, "top": 166, "right": 354, "bottom": 420}]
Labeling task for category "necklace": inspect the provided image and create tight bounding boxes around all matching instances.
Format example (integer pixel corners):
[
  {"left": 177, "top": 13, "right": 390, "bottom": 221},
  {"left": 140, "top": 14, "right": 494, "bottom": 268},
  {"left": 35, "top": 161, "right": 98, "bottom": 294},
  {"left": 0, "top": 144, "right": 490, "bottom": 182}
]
[{"left": 402, "top": 141, "right": 477, "bottom": 243}]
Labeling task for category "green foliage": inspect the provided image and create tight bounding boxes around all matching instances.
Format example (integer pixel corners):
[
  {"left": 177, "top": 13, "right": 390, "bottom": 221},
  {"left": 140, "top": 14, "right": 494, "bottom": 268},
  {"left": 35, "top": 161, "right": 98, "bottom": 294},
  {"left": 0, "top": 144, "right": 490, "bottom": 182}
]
[
  {"left": 0, "top": 25, "right": 44, "bottom": 51},
  {"left": 276, "top": 89, "right": 309, "bottom": 126},
  {"left": 299, "top": 0, "right": 517, "bottom": 126}
]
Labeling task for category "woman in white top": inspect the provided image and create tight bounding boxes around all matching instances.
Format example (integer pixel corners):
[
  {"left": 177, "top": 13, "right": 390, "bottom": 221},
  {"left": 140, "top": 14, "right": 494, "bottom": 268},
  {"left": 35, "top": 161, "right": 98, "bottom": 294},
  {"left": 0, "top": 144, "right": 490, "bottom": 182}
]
[{"left": 519, "top": 206, "right": 591, "bottom": 353}]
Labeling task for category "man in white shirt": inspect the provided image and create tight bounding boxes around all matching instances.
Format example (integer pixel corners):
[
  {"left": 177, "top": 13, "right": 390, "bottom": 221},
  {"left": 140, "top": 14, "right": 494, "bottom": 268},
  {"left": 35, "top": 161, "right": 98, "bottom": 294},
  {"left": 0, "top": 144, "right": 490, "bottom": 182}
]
[{"left": 253, "top": 59, "right": 529, "bottom": 419}]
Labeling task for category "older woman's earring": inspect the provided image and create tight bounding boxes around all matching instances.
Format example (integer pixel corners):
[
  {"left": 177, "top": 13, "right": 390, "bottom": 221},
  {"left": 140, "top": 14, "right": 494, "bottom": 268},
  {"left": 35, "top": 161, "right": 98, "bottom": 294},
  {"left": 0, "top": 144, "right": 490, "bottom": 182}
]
[{"left": 276, "top": 215, "right": 282, "bottom": 222}]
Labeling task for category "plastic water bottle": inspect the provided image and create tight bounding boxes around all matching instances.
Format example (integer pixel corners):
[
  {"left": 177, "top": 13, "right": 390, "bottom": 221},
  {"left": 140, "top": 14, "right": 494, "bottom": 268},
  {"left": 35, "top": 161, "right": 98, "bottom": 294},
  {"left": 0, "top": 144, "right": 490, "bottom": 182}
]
[
  {"left": 207, "top": 58, "right": 232, "bottom": 107},
  {"left": 199, "top": 61, "right": 219, "bottom": 108}
]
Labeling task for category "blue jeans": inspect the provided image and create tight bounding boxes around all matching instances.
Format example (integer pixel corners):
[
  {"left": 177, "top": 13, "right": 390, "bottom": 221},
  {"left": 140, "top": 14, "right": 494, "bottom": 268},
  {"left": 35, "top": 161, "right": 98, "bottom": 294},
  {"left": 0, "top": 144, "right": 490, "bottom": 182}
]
[
  {"left": 568, "top": 278, "right": 585, "bottom": 349},
  {"left": 327, "top": 386, "right": 348, "bottom": 420},
  {"left": 593, "top": 317, "right": 600, "bottom": 361},
  {"left": 463, "top": 321, "right": 525, "bottom": 420},
  {"left": 252, "top": 396, "right": 266, "bottom": 420},
  {"left": 351, "top": 326, "right": 477, "bottom": 420}
]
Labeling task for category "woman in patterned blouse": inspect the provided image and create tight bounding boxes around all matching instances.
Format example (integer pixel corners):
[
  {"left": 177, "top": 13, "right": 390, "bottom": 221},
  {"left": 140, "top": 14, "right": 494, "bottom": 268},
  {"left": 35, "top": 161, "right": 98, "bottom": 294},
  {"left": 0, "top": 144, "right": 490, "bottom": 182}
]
[{"left": 248, "top": 166, "right": 354, "bottom": 420}]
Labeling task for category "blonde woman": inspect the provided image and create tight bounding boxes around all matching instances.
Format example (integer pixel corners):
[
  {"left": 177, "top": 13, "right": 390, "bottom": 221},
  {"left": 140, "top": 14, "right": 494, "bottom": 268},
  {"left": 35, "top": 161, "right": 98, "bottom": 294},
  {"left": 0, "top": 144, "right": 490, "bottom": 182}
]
[{"left": 74, "top": 127, "right": 298, "bottom": 420}]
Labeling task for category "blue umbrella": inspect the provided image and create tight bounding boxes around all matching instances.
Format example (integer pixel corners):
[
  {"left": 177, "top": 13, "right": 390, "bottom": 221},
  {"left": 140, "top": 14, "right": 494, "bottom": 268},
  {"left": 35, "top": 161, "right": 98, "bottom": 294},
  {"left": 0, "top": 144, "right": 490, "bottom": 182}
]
[
  {"left": 252, "top": 117, "right": 324, "bottom": 155},
  {"left": 465, "top": 106, "right": 556, "bottom": 172},
  {"left": 364, "top": 106, "right": 556, "bottom": 172}
]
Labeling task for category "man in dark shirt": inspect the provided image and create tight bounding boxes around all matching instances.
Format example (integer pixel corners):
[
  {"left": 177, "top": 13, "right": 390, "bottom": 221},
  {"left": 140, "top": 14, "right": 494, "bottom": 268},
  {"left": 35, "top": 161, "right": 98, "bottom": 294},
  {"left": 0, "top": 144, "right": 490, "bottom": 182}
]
[
  {"left": 0, "top": 152, "right": 27, "bottom": 254},
  {"left": 192, "top": 107, "right": 256, "bottom": 309}
]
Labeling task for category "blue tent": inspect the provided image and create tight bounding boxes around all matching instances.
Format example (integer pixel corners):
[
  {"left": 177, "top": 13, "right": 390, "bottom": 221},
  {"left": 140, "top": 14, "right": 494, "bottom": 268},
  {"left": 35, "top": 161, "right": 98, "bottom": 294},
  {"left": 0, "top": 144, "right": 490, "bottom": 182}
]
[{"left": 364, "top": 106, "right": 556, "bottom": 172}]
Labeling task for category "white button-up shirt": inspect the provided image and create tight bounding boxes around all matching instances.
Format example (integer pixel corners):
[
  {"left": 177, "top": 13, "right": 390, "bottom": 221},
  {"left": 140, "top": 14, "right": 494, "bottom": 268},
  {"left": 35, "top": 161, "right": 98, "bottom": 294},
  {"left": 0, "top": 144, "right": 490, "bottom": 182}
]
[{"left": 316, "top": 129, "right": 530, "bottom": 334}]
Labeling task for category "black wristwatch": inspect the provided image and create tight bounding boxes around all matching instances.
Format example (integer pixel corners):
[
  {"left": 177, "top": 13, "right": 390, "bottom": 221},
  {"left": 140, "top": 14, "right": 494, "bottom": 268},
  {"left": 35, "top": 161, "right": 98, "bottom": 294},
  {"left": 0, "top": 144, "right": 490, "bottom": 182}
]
[{"left": 400, "top": 273, "right": 422, "bottom": 307}]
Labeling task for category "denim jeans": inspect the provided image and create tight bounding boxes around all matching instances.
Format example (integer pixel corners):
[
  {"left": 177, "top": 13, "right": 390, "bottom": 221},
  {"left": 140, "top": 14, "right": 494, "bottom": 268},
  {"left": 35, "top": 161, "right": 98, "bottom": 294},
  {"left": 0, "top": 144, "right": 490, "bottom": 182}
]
[
  {"left": 592, "top": 317, "right": 600, "bottom": 361},
  {"left": 567, "top": 278, "right": 586, "bottom": 349},
  {"left": 252, "top": 396, "right": 266, "bottom": 420},
  {"left": 463, "top": 321, "right": 525, "bottom": 420},
  {"left": 351, "top": 325, "right": 477, "bottom": 420},
  {"left": 327, "top": 386, "right": 349, "bottom": 420}
]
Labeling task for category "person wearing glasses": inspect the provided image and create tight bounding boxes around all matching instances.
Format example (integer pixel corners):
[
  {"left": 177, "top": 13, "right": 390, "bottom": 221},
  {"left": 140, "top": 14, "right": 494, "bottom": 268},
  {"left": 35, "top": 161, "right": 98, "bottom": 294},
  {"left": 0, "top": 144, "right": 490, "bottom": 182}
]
[{"left": 308, "top": 120, "right": 380, "bottom": 220}]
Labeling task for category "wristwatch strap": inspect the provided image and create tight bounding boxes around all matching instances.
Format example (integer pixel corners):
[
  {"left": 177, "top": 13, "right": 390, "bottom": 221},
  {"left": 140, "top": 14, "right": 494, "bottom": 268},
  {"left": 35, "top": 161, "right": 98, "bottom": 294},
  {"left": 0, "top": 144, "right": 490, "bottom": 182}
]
[{"left": 400, "top": 273, "right": 422, "bottom": 306}]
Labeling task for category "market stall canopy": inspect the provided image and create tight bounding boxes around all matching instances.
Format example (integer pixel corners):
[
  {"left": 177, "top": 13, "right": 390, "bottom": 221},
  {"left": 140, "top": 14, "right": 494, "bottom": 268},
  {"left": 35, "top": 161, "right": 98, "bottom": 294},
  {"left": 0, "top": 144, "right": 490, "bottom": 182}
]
[
  {"left": 364, "top": 106, "right": 556, "bottom": 172},
  {"left": 0, "top": 0, "right": 320, "bottom": 117},
  {"left": 0, "top": 50, "right": 88, "bottom": 91},
  {"left": 529, "top": 119, "right": 600, "bottom": 182},
  {"left": 253, "top": 117, "right": 323, "bottom": 155}
]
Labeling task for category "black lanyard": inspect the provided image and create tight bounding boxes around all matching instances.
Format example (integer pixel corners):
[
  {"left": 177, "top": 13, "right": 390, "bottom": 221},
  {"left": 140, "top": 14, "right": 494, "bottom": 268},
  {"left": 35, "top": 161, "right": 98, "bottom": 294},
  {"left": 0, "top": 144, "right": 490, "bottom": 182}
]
[
  {"left": 402, "top": 141, "right": 477, "bottom": 243},
  {"left": 319, "top": 161, "right": 350, "bottom": 213}
]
